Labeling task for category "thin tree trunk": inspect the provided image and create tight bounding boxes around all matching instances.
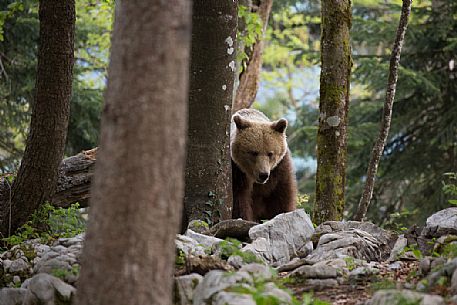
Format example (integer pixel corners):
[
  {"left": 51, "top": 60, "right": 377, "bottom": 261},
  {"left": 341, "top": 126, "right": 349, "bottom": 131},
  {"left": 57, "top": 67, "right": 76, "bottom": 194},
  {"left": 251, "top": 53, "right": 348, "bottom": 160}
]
[
  {"left": 353, "top": 0, "right": 412, "bottom": 221},
  {"left": 312, "top": 0, "right": 352, "bottom": 225},
  {"left": 183, "top": 0, "right": 237, "bottom": 229},
  {"left": 233, "top": 0, "right": 273, "bottom": 113},
  {"left": 0, "top": 0, "right": 75, "bottom": 237},
  {"left": 75, "top": 1, "right": 191, "bottom": 304}
]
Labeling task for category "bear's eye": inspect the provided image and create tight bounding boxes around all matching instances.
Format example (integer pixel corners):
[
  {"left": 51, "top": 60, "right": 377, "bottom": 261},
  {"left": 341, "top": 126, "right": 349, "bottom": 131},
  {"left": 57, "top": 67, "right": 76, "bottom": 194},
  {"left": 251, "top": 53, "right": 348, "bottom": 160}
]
[
  {"left": 249, "top": 151, "right": 259, "bottom": 157},
  {"left": 268, "top": 152, "right": 274, "bottom": 158}
]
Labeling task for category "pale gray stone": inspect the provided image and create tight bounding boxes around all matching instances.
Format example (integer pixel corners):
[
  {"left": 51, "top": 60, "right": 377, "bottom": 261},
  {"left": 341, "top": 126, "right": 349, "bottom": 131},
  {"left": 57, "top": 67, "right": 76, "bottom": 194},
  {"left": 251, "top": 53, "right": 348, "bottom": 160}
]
[
  {"left": 366, "top": 289, "right": 445, "bottom": 305},
  {"left": 288, "top": 264, "right": 339, "bottom": 279},
  {"left": 247, "top": 209, "right": 314, "bottom": 265},
  {"left": 57, "top": 233, "right": 84, "bottom": 247},
  {"left": 176, "top": 234, "right": 207, "bottom": 256},
  {"left": 31, "top": 244, "right": 51, "bottom": 257},
  {"left": 239, "top": 263, "right": 273, "bottom": 280},
  {"left": 37, "top": 251, "right": 60, "bottom": 263},
  {"left": 349, "top": 266, "right": 379, "bottom": 280},
  {"left": 23, "top": 273, "right": 75, "bottom": 305},
  {"left": 313, "top": 258, "right": 349, "bottom": 270},
  {"left": 314, "top": 221, "right": 397, "bottom": 247},
  {"left": 5, "top": 258, "right": 29, "bottom": 274},
  {"left": 187, "top": 220, "right": 209, "bottom": 234},
  {"left": 276, "top": 257, "right": 307, "bottom": 273},
  {"left": 425, "top": 258, "right": 457, "bottom": 288},
  {"left": 227, "top": 255, "right": 244, "bottom": 269},
  {"left": 241, "top": 238, "right": 269, "bottom": 263},
  {"left": 185, "top": 229, "right": 224, "bottom": 250},
  {"left": 262, "top": 282, "right": 292, "bottom": 303},
  {"left": 388, "top": 261, "right": 402, "bottom": 271},
  {"left": 33, "top": 257, "right": 71, "bottom": 274},
  {"left": 12, "top": 276, "right": 20, "bottom": 285},
  {"left": 387, "top": 235, "right": 408, "bottom": 262},
  {"left": 50, "top": 245, "right": 68, "bottom": 255},
  {"left": 430, "top": 257, "right": 446, "bottom": 271},
  {"left": 451, "top": 268, "right": 457, "bottom": 294},
  {"left": 174, "top": 273, "right": 203, "bottom": 305},
  {"left": 307, "top": 229, "right": 383, "bottom": 263},
  {"left": 304, "top": 278, "right": 339, "bottom": 290},
  {"left": 422, "top": 208, "right": 457, "bottom": 237},
  {"left": 0, "top": 288, "right": 27, "bottom": 305},
  {"left": 212, "top": 292, "right": 255, "bottom": 305},
  {"left": 192, "top": 270, "right": 252, "bottom": 305},
  {"left": 419, "top": 257, "right": 431, "bottom": 275}
]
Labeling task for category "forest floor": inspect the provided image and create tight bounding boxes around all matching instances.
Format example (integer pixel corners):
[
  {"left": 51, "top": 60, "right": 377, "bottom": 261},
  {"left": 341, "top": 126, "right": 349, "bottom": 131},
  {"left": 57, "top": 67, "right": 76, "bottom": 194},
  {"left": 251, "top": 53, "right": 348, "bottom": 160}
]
[{"left": 285, "top": 261, "right": 422, "bottom": 304}]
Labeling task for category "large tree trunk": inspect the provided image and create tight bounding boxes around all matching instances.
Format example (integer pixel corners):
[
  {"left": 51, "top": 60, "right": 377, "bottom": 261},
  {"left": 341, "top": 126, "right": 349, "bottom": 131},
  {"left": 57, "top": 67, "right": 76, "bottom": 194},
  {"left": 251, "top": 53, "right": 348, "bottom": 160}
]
[
  {"left": 75, "top": 1, "right": 191, "bottom": 305},
  {"left": 312, "top": 0, "right": 352, "bottom": 225},
  {"left": 183, "top": 0, "right": 237, "bottom": 229},
  {"left": 233, "top": 0, "right": 273, "bottom": 113},
  {"left": 0, "top": 0, "right": 75, "bottom": 237}
]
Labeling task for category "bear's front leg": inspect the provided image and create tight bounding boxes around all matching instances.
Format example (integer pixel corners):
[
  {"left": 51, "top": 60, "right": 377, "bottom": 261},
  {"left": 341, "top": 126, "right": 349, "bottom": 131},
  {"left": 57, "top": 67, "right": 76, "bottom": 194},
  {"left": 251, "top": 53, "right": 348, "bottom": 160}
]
[{"left": 239, "top": 198, "right": 254, "bottom": 221}]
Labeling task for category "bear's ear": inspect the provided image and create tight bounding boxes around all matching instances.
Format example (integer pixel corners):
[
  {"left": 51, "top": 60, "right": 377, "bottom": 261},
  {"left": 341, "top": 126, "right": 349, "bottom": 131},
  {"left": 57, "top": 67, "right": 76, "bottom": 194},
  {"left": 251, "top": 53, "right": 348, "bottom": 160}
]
[
  {"left": 271, "top": 118, "right": 287, "bottom": 133},
  {"left": 234, "top": 115, "right": 251, "bottom": 130}
]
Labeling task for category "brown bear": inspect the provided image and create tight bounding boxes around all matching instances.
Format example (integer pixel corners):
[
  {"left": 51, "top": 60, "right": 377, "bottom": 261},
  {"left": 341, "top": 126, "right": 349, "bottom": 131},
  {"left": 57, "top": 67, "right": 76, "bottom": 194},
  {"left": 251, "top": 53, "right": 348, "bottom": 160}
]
[{"left": 230, "top": 108, "right": 297, "bottom": 222}]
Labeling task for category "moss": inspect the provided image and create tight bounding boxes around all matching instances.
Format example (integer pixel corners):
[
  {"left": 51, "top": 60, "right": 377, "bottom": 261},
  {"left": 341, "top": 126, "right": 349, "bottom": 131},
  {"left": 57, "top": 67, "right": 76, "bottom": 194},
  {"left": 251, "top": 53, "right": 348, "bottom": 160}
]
[
  {"left": 19, "top": 244, "right": 37, "bottom": 262},
  {"left": 313, "top": 0, "right": 351, "bottom": 225}
]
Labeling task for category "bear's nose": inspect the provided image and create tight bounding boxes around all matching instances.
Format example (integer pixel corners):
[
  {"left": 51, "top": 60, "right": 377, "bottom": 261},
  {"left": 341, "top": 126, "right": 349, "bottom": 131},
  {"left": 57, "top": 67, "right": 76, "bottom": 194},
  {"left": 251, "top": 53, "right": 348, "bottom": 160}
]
[{"left": 259, "top": 172, "right": 269, "bottom": 182}]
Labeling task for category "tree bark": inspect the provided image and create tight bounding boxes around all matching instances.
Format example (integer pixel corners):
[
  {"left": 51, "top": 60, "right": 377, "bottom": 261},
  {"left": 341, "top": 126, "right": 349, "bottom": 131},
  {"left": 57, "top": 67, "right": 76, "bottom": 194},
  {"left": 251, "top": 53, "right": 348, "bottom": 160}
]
[
  {"left": 0, "top": 0, "right": 75, "bottom": 237},
  {"left": 313, "top": 0, "right": 352, "bottom": 225},
  {"left": 353, "top": 0, "right": 412, "bottom": 221},
  {"left": 183, "top": 0, "right": 237, "bottom": 229},
  {"left": 75, "top": 1, "right": 191, "bottom": 305},
  {"left": 233, "top": 0, "right": 273, "bottom": 113}
]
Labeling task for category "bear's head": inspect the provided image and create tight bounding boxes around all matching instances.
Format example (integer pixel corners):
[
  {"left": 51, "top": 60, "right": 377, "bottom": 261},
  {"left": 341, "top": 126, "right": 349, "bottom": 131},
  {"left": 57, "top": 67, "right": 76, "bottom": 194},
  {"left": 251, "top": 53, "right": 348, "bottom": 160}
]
[{"left": 231, "top": 115, "right": 288, "bottom": 184}]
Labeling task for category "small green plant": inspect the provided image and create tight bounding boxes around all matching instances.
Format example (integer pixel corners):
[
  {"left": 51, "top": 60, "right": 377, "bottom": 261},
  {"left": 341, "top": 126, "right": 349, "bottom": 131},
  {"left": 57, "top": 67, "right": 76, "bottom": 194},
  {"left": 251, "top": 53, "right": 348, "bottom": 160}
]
[
  {"left": 218, "top": 238, "right": 261, "bottom": 264},
  {"left": 441, "top": 242, "right": 457, "bottom": 258},
  {"left": 400, "top": 244, "right": 423, "bottom": 260},
  {"left": 436, "top": 275, "right": 448, "bottom": 286},
  {"left": 229, "top": 277, "right": 329, "bottom": 305},
  {"left": 296, "top": 193, "right": 312, "bottom": 214},
  {"left": 343, "top": 256, "right": 357, "bottom": 271},
  {"left": 442, "top": 172, "right": 457, "bottom": 205},
  {"left": 203, "top": 191, "right": 223, "bottom": 226},
  {"left": 175, "top": 249, "right": 186, "bottom": 267},
  {"left": 370, "top": 278, "right": 396, "bottom": 291},
  {"left": 2, "top": 203, "right": 85, "bottom": 248},
  {"left": 301, "top": 293, "right": 331, "bottom": 305},
  {"left": 395, "top": 295, "right": 421, "bottom": 305},
  {"left": 383, "top": 208, "right": 418, "bottom": 233},
  {"left": 51, "top": 265, "right": 80, "bottom": 281}
]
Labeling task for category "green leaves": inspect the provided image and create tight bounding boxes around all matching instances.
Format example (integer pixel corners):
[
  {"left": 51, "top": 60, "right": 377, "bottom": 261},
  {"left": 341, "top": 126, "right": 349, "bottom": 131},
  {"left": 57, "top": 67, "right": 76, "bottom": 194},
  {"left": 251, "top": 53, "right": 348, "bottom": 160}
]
[
  {"left": 2, "top": 203, "right": 85, "bottom": 249},
  {"left": 237, "top": 5, "right": 263, "bottom": 69},
  {"left": 442, "top": 173, "right": 457, "bottom": 205},
  {"left": 0, "top": 1, "right": 24, "bottom": 41}
]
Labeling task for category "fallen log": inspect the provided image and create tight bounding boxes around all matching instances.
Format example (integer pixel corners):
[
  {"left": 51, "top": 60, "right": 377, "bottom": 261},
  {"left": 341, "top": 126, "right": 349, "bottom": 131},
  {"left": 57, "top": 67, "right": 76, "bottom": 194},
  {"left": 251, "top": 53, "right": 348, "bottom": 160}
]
[{"left": 51, "top": 148, "right": 97, "bottom": 208}]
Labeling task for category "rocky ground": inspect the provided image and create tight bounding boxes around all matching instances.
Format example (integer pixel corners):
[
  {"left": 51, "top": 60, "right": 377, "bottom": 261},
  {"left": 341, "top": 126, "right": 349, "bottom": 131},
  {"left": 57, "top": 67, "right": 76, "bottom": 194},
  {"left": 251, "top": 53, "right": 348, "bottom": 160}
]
[{"left": 3, "top": 208, "right": 457, "bottom": 304}]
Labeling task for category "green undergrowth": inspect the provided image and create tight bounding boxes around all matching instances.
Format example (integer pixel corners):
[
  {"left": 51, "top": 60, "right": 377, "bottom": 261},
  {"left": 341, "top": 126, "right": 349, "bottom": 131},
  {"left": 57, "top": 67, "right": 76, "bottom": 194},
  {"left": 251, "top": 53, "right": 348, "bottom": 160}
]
[
  {"left": 218, "top": 238, "right": 262, "bottom": 264},
  {"left": 1, "top": 202, "right": 86, "bottom": 250},
  {"left": 52, "top": 264, "right": 80, "bottom": 281},
  {"left": 229, "top": 275, "right": 330, "bottom": 305}
]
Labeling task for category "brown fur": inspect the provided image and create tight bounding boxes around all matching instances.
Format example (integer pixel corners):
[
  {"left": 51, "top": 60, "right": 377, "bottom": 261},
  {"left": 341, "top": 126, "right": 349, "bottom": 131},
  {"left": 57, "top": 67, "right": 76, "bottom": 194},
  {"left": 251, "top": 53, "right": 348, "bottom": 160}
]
[{"left": 230, "top": 109, "right": 297, "bottom": 222}]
